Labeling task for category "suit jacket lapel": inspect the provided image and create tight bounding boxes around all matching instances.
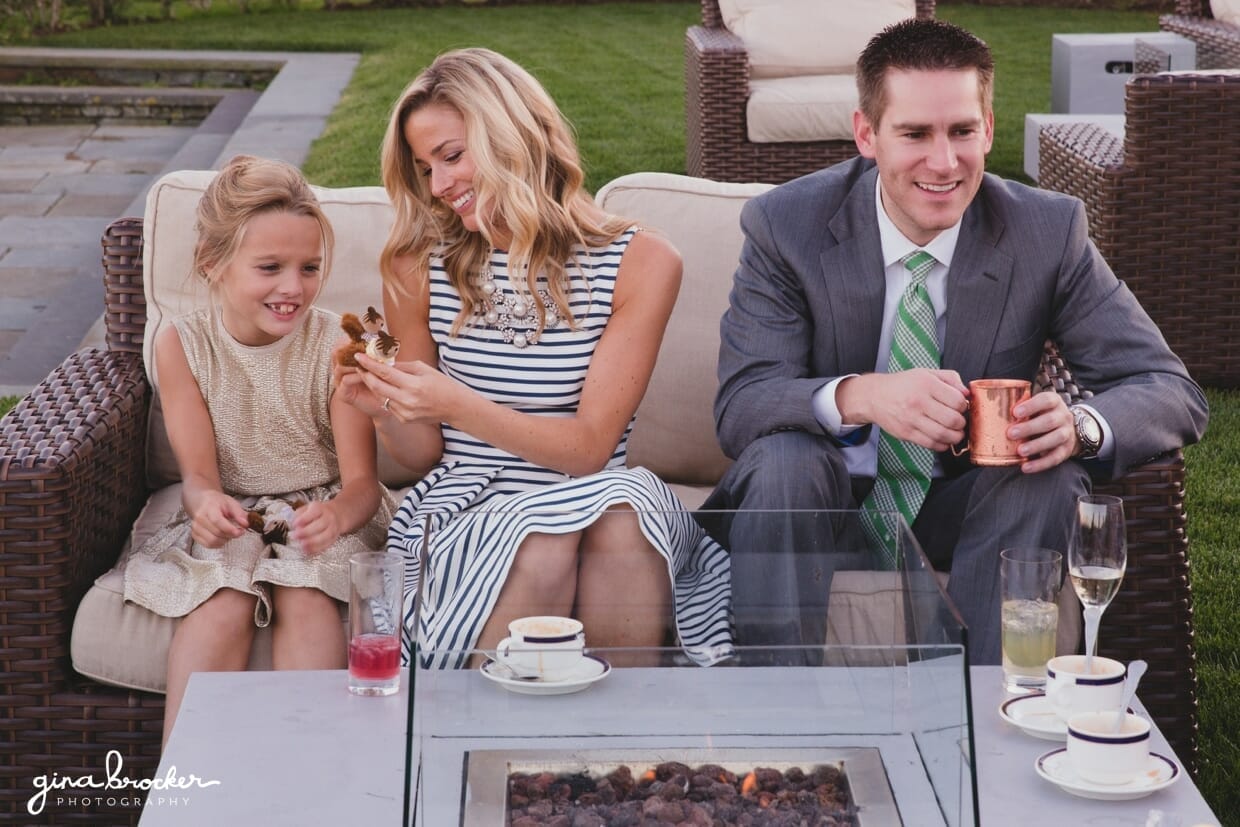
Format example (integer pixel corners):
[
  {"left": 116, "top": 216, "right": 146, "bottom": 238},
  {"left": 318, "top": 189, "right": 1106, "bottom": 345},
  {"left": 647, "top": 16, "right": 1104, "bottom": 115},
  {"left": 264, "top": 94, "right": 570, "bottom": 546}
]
[
  {"left": 822, "top": 169, "right": 885, "bottom": 375},
  {"left": 942, "top": 197, "right": 1015, "bottom": 382}
]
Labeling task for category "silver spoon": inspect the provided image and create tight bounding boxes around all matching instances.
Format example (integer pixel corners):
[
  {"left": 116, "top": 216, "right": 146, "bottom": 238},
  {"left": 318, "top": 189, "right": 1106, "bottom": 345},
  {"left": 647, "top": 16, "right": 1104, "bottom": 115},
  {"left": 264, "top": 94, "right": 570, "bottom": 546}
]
[
  {"left": 1112, "top": 659, "right": 1148, "bottom": 732},
  {"left": 489, "top": 660, "right": 541, "bottom": 682}
]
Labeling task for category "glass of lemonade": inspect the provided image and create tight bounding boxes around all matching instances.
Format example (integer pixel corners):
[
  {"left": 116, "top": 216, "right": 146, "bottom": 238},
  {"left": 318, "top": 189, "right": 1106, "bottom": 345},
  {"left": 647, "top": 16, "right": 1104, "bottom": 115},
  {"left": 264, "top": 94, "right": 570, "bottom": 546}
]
[{"left": 999, "top": 547, "right": 1063, "bottom": 694}]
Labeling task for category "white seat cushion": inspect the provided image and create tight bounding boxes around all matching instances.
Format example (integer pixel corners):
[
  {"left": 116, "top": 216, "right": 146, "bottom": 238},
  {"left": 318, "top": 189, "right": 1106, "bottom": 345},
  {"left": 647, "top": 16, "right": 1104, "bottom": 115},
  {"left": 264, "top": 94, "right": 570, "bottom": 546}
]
[
  {"left": 1212, "top": 0, "right": 1240, "bottom": 27},
  {"left": 719, "top": 0, "right": 916, "bottom": 79},
  {"left": 747, "top": 75, "right": 859, "bottom": 143}
]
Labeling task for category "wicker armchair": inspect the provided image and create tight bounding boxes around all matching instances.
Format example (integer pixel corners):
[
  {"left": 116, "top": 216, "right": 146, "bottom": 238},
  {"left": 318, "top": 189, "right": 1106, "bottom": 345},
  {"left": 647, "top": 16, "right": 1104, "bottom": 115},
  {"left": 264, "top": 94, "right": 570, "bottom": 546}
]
[
  {"left": 0, "top": 214, "right": 1201, "bottom": 823},
  {"left": 1160, "top": 0, "right": 1240, "bottom": 69},
  {"left": 1038, "top": 71, "right": 1240, "bottom": 389},
  {"left": 684, "top": 0, "right": 934, "bottom": 184}
]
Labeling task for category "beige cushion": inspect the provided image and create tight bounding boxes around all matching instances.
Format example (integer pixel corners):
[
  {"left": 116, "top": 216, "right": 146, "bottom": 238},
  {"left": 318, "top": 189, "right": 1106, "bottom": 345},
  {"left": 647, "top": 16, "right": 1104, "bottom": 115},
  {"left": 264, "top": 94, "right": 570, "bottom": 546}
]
[
  {"left": 595, "top": 173, "right": 775, "bottom": 486},
  {"left": 718, "top": 0, "right": 915, "bottom": 79},
  {"left": 140, "top": 169, "right": 417, "bottom": 489},
  {"left": 1212, "top": 0, "right": 1240, "bottom": 26},
  {"left": 747, "top": 75, "right": 858, "bottom": 143}
]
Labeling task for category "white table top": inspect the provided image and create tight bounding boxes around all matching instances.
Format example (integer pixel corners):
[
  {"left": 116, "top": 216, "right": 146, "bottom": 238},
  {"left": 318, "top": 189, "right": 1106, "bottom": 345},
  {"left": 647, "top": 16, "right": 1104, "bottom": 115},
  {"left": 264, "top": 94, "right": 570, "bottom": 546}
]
[{"left": 141, "top": 665, "right": 1220, "bottom": 826}]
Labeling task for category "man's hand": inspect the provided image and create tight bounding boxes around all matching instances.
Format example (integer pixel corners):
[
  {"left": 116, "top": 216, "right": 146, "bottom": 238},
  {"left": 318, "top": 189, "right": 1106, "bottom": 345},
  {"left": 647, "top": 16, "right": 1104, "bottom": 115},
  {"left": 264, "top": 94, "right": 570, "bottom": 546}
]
[
  {"left": 1009, "top": 391, "right": 1078, "bottom": 474},
  {"left": 838, "top": 369, "right": 969, "bottom": 452}
]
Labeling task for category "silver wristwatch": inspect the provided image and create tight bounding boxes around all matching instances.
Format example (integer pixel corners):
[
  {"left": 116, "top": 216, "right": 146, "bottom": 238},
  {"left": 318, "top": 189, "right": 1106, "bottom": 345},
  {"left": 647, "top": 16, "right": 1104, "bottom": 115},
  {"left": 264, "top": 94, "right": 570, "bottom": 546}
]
[{"left": 1071, "top": 405, "right": 1103, "bottom": 459}]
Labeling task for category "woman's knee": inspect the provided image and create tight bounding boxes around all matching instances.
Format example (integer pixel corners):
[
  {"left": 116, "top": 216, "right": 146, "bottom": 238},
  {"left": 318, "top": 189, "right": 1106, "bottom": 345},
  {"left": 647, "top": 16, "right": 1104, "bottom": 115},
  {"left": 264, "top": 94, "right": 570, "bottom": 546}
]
[{"left": 510, "top": 532, "right": 580, "bottom": 584}]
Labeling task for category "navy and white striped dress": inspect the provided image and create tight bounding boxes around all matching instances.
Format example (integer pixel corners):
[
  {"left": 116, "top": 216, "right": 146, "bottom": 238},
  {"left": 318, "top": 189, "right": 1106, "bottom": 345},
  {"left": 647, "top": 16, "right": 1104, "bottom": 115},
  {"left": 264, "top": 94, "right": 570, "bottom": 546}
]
[{"left": 388, "top": 228, "right": 732, "bottom": 668}]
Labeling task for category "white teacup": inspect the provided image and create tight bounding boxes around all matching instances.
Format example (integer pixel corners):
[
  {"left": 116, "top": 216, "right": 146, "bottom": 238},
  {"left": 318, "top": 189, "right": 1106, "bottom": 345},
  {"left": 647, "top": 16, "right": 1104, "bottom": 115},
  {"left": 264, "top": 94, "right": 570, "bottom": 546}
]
[
  {"left": 495, "top": 616, "right": 585, "bottom": 682},
  {"left": 1045, "top": 654, "right": 1126, "bottom": 722},
  {"left": 1067, "top": 710, "right": 1151, "bottom": 785}
]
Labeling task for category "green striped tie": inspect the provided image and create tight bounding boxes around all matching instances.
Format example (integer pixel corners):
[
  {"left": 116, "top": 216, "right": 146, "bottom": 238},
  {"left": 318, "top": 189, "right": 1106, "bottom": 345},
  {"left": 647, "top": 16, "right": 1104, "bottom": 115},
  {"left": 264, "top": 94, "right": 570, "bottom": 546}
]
[{"left": 861, "top": 250, "right": 939, "bottom": 569}]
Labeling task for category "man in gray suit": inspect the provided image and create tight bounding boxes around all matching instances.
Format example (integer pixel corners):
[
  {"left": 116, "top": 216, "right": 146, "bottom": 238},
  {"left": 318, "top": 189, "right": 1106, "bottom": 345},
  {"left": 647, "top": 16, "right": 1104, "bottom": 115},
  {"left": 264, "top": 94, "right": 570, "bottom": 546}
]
[{"left": 704, "top": 19, "right": 1208, "bottom": 663}]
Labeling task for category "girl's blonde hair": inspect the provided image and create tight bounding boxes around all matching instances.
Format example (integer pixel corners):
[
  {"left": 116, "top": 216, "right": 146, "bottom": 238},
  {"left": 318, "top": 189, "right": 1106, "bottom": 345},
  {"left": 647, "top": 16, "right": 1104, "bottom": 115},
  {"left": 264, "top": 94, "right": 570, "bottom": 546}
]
[
  {"left": 194, "top": 155, "right": 335, "bottom": 291},
  {"left": 379, "top": 47, "right": 630, "bottom": 336}
]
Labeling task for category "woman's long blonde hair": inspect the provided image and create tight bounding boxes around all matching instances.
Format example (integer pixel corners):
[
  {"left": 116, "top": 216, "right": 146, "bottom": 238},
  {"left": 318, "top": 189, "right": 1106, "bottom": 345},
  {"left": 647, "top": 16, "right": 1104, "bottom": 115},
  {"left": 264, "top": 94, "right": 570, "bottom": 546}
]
[{"left": 379, "top": 48, "right": 630, "bottom": 336}]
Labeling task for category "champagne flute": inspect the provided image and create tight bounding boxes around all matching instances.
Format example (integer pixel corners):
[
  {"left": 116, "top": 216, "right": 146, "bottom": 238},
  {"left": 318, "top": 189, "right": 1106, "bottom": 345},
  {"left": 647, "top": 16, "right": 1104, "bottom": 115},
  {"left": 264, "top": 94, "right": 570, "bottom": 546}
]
[{"left": 1068, "top": 494, "right": 1127, "bottom": 673}]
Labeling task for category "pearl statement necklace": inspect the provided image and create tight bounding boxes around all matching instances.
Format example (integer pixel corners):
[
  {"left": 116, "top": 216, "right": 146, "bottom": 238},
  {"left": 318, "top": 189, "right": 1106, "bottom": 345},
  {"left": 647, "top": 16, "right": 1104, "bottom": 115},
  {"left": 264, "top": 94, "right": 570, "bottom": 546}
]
[{"left": 476, "top": 261, "right": 561, "bottom": 348}]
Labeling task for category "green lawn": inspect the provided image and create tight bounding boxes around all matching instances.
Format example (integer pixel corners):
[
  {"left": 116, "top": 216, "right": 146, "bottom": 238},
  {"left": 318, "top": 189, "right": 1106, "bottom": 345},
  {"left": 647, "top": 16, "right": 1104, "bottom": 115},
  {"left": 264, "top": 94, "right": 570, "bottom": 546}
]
[
  {"left": 9, "top": 3, "right": 1238, "bottom": 821},
  {"left": 23, "top": 3, "right": 1160, "bottom": 190}
]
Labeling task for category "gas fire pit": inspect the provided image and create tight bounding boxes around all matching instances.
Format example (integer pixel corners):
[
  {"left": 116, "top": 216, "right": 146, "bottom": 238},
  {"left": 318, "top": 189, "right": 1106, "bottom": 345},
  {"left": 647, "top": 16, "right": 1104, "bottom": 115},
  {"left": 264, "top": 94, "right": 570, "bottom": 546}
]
[
  {"left": 405, "top": 509, "right": 976, "bottom": 827},
  {"left": 463, "top": 748, "right": 897, "bottom": 826}
]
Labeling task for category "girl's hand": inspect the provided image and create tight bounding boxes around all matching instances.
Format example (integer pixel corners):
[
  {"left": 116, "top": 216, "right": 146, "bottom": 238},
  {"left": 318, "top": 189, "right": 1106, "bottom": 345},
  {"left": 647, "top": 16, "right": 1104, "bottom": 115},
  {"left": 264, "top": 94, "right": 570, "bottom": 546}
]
[
  {"left": 189, "top": 491, "right": 249, "bottom": 548},
  {"left": 291, "top": 500, "right": 342, "bottom": 556}
]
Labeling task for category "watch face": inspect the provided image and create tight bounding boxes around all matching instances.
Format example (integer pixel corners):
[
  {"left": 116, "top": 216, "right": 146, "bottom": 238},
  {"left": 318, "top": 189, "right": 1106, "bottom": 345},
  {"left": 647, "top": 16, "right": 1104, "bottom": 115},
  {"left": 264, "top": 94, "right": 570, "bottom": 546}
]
[{"left": 1076, "top": 409, "right": 1101, "bottom": 448}]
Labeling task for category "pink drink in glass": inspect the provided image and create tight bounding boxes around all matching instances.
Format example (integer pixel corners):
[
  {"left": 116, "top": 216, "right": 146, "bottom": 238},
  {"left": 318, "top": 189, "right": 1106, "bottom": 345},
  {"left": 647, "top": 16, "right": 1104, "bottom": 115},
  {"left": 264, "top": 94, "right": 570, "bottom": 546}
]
[
  {"left": 348, "top": 551, "right": 403, "bottom": 696},
  {"left": 349, "top": 633, "right": 400, "bottom": 682}
]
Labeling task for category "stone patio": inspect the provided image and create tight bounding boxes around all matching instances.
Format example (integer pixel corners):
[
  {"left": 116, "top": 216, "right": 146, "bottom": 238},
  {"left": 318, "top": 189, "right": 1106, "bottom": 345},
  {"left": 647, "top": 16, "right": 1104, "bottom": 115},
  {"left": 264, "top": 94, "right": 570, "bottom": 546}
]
[{"left": 0, "top": 48, "right": 359, "bottom": 397}]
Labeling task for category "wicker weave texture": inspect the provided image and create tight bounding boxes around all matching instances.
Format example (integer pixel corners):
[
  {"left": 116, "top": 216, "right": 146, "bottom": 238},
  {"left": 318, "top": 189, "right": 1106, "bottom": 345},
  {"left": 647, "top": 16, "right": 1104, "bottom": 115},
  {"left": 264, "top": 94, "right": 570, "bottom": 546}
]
[
  {"left": 0, "top": 347, "right": 156, "bottom": 824},
  {"left": 686, "top": 0, "right": 934, "bottom": 184},
  {"left": 1160, "top": 0, "right": 1240, "bottom": 70},
  {"left": 102, "top": 218, "right": 147, "bottom": 356},
  {"left": 1038, "top": 72, "right": 1240, "bottom": 388}
]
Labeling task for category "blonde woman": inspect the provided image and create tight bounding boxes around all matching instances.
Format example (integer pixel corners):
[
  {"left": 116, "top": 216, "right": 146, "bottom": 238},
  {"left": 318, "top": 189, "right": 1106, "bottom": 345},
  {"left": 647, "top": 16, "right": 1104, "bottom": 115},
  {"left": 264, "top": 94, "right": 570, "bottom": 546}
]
[{"left": 336, "top": 48, "right": 730, "bottom": 670}]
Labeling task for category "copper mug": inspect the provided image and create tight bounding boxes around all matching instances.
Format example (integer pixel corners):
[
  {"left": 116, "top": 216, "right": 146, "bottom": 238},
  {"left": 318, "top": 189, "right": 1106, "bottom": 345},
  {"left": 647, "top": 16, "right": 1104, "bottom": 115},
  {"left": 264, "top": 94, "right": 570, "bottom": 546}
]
[{"left": 954, "top": 379, "right": 1031, "bottom": 466}]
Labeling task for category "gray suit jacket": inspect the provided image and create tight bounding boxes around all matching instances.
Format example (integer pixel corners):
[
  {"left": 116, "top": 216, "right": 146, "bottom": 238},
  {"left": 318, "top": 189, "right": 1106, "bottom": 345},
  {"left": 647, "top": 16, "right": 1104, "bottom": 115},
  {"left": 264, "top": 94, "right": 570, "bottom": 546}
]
[{"left": 714, "top": 157, "right": 1208, "bottom": 480}]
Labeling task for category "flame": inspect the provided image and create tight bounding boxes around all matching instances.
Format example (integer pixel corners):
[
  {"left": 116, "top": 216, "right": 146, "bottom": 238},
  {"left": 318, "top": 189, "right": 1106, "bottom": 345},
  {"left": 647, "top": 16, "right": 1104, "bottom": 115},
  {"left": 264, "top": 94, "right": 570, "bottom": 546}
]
[
  {"left": 741, "top": 771, "right": 757, "bottom": 796},
  {"left": 641, "top": 769, "right": 656, "bottom": 783}
]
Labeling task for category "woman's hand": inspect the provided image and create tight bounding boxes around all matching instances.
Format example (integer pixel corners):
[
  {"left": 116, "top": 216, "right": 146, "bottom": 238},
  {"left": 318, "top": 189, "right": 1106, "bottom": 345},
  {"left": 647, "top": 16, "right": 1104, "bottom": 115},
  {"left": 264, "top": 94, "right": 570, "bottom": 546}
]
[
  {"left": 188, "top": 490, "right": 248, "bottom": 548},
  {"left": 354, "top": 352, "right": 461, "bottom": 425},
  {"left": 290, "top": 500, "right": 343, "bottom": 556}
]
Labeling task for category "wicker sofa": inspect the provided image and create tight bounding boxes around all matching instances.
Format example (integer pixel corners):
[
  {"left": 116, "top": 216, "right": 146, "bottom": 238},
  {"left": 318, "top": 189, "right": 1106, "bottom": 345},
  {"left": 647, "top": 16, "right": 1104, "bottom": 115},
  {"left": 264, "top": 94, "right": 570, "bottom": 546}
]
[
  {"left": 1038, "top": 71, "right": 1240, "bottom": 389},
  {"left": 1160, "top": 0, "right": 1240, "bottom": 69},
  {"left": 0, "top": 171, "right": 1200, "bottom": 823},
  {"left": 684, "top": 0, "right": 934, "bottom": 184}
]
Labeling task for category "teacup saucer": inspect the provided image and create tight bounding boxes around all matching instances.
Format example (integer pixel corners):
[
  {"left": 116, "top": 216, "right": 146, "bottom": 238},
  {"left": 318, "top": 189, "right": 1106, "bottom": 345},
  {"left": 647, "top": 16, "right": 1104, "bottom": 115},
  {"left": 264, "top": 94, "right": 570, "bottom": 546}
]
[
  {"left": 1035, "top": 748, "right": 1180, "bottom": 801},
  {"left": 480, "top": 654, "right": 610, "bottom": 696},
  {"left": 999, "top": 692, "right": 1066, "bottom": 740}
]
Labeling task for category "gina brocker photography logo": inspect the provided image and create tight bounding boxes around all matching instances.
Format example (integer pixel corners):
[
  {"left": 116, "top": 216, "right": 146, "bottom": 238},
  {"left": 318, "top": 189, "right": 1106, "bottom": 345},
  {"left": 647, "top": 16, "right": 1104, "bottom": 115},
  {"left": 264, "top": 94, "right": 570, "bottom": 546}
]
[{"left": 27, "top": 750, "right": 222, "bottom": 816}]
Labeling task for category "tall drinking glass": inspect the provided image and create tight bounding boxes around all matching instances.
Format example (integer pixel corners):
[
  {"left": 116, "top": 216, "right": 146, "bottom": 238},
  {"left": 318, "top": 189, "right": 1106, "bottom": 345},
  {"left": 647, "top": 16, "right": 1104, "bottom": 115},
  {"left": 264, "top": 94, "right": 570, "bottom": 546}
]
[
  {"left": 348, "top": 551, "right": 403, "bottom": 696},
  {"left": 1068, "top": 494, "right": 1127, "bottom": 669},
  {"left": 1000, "top": 547, "right": 1062, "bottom": 693}
]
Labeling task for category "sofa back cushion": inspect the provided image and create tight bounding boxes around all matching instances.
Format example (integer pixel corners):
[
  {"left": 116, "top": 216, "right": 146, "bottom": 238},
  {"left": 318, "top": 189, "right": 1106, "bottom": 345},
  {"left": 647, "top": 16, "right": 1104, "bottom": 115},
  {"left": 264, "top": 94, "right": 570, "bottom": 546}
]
[
  {"left": 595, "top": 173, "right": 775, "bottom": 486},
  {"left": 718, "top": 0, "right": 916, "bottom": 79},
  {"left": 141, "top": 169, "right": 417, "bottom": 488},
  {"left": 1212, "top": 0, "right": 1240, "bottom": 25}
]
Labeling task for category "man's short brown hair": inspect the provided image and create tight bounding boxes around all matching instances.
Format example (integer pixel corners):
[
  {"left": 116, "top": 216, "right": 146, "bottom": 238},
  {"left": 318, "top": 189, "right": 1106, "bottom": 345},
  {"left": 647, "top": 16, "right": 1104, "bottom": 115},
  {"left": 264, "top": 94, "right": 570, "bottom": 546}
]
[{"left": 856, "top": 18, "right": 995, "bottom": 128}]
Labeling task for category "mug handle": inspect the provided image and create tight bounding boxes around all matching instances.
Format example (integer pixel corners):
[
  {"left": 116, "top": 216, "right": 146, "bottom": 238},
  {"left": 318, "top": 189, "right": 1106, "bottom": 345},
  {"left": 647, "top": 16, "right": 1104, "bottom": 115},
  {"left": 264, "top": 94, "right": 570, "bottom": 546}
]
[{"left": 951, "top": 399, "right": 972, "bottom": 457}]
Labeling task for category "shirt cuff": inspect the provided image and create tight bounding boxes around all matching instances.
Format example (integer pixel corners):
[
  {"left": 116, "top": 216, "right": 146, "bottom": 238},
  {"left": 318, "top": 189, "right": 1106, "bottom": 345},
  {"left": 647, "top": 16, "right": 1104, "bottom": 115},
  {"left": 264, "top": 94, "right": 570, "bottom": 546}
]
[{"left": 811, "top": 375, "right": 869, "bottom": 445}]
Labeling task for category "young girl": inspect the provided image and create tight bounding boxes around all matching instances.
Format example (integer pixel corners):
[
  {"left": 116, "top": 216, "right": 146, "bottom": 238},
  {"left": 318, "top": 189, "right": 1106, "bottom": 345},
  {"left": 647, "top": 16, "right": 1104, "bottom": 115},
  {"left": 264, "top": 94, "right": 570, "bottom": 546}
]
[
  {"left": 336, "top": 49, "right": 732, "bottom": 670},
  {"left": 122, "top": 155, "right": 396, "bottom": 745}
]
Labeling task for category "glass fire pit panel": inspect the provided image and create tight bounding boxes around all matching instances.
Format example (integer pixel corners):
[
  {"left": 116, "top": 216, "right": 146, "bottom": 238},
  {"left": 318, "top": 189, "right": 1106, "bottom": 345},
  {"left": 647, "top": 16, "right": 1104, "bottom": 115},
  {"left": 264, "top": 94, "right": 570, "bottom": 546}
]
[{"left": 400, "top": 509, "right": 975, "bottom": 827}]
